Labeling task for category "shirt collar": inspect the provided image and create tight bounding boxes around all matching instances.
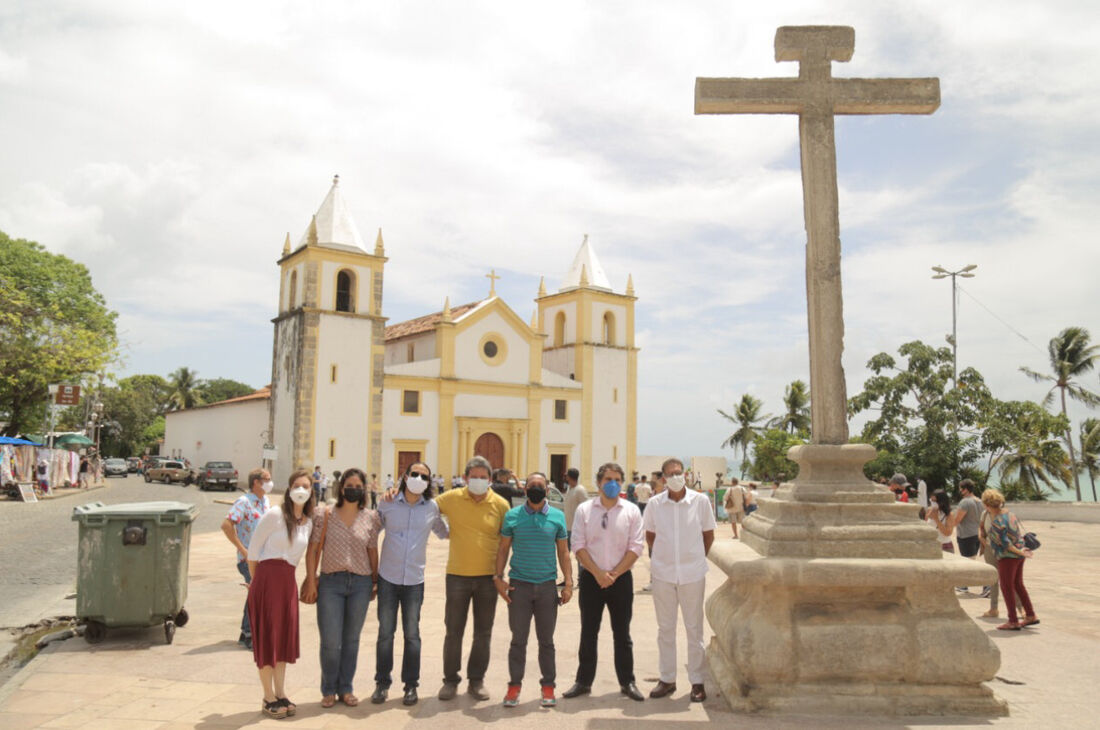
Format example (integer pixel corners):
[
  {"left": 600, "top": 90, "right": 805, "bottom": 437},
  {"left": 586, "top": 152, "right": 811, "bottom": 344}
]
[
  {"left": 396, "top": 490, "right": 427, "bottom": 506},
  {"left": 524, "top": 500, "right": 550, "bottom": 515}
]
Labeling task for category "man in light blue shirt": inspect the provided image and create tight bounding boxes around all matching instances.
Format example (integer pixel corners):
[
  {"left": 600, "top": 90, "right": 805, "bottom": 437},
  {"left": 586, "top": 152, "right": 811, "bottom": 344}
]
[
  {"left": 220, "top": 468, "right": 271, "bottom": 650},
  {"left": 372, "top": 462, "right": 448, "bottom": 706}
]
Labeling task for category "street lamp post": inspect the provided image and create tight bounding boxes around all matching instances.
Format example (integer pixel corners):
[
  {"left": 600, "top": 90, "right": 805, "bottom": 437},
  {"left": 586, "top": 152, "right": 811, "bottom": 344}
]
[{"left": 932, "top": 264, "right": 977, "bottom": 486}]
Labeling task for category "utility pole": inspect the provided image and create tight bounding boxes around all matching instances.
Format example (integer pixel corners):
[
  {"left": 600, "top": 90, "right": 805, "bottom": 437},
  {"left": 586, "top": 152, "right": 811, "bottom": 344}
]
[{"left": 932, "top": 265, "right": 977, "bottom": 486}]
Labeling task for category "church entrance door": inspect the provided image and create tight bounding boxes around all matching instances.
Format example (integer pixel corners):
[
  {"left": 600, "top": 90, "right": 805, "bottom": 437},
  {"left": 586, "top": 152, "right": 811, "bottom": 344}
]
[
  {"left": 474, "top": 432, "right": 504, "bottom": 470},
  {"left": 397, "top": 451, "right": 421, "bottom": 478}
]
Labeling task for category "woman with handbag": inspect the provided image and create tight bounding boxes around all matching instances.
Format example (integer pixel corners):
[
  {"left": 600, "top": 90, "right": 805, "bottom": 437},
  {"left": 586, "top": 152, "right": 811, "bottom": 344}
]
[
  {"left": 983, "top": 488, "right": 1039, "bottom": 631},
  {"left": 301, "top": 468, "right": 381, "bottom": 708},
  {"left": 247, "top": 469, "right": 315, "bottom": 719}
]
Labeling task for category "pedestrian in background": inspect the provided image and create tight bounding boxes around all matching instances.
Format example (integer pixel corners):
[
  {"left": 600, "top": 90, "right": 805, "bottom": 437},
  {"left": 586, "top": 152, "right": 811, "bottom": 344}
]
[
  {"left": 926, "top": 489, "right": 955, "bottom": 553},
  {"left": 247, "top": 469, "right": 315, "bottom": 719},
  {"left": 984, "top": 489, "right": 1039, "bottom": 631},
  {"left": 978, "top": 487, "right": 1019, "bottom": 619},
  {"left": 723, "top": 478, "right": 747, "bottom": 539},
  {"left": 221, "top": 467, "right": 272, "bottom": 650},
  {"left": 952, "top": 479, "right": 985, "bottom": 594}
]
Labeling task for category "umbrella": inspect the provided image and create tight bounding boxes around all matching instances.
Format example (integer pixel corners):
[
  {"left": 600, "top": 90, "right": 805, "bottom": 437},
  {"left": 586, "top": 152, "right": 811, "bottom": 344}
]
[
  {"left": 0, "top": 436, "right": 44, "bottom": 446},
  {"left": 53, "top": 433, "right": 95, "bottom": 447}
]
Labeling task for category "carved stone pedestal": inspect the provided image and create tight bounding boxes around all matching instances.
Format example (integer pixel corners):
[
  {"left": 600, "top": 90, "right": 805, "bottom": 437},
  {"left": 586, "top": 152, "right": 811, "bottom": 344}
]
[{"left": 706, "top": 444, "right": 1007, "bottom": 716}]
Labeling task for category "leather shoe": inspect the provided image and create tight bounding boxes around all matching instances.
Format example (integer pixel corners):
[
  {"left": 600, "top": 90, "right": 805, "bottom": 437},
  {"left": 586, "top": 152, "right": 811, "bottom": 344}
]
[
  {"left": 690, "top": 684, "right": 706, "bottom": 702},
  {"left": 561, "top": 683, "right": 591, "bottom": 699},
  {"left": 403, "top": 687, "right": 418, "bottom": 706},
  {"left": 437, "top": 682, "right": 458, "bottom": 701},
  {"left": 620, "top": 683, "right": 644, "bottom": 701},
  {"left": 370, "top": 685, "right": 387, "bottom": 704},
  {"left": 649, "top": 680, "right": 676, "bottom": 698},
  {"left": 467, "top": 680, "right": 490, "bottom": 701}
]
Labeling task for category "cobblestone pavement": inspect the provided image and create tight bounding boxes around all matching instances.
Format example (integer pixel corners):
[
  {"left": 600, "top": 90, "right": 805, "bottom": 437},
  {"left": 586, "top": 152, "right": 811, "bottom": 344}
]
[{"left": 0, "top": 476, "right": 237, "bottom": 630}]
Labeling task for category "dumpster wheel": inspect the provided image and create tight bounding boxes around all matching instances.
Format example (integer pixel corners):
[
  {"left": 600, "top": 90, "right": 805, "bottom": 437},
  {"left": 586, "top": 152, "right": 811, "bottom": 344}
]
[
  {"left": 164, "top": 619, "right": 176, "bottom": 644},
  {"left": 84, "top": 621, "right": 107, "bottom": 644},
  {"left": 175, "top": 608, "right": 189, "bottom": 628}
]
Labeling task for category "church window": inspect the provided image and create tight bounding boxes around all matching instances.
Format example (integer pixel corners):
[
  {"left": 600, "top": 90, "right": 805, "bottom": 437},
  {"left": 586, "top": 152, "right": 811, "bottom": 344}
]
[
  {"left": 407, "top": 343, "right": 415, "bottom": 362},
  {"left": 554, "top": 312, "right": 566, "bottom": 347},
  {"left": 613, "top": 388, "right": 618, "bottom": 403},
  {"left": 483, "top": 340, "right": 498, "bottom": 358},
  {"left": 336, "top": 270, "right": 355, "bottom": 312},
  {"left": 329, "top": 439, "right": 336, "bottom": 458},
  {"left": 288, "top": 270, "right": 298, "bottom": 310},
  {"left": 331, "top": 364, "right": 337, "bottom": 383},
  {"left": 602, "top": 311, "right": 615, "bottom": 345},
  {"left": 402, "top": 390, "right": 420, "bottom": 415},
  {"left": 554, "top": 400, "right": 567, "bottom": 420},
  {"left": 478, "top": 333, "right": 507, "bottom": 365}
]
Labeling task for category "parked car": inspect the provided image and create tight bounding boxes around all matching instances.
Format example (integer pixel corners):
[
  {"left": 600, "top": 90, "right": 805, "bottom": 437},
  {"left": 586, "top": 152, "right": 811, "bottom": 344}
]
[
  {"left": 126, "top": 457, "right": 141, "bottom": 473},
  {"left": 145, "top": 460, "right": 192, "bottom": 485},
  {"left": 198, "top": 461, "right": 239, "bottom": 491},
  {"left": 103, "top": 458, "right": 129, "bottom": 478}
]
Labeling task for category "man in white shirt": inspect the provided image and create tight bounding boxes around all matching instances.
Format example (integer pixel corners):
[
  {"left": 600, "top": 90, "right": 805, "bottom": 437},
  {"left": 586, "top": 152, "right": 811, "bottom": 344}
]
[
  {"left": 722, "top": 478, "right": 747, "bottom": 538},
  {"left": 634, "top": 476, "right": 653, "bottom": 515},
  {"left": 643, "top": 457, "right": 716, "bottom": 703}
]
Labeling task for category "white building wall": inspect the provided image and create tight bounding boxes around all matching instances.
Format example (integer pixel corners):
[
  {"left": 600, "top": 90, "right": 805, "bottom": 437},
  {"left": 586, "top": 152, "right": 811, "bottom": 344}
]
[
  {"left": 380, "top": 387, "right": 440, "bottom": 481},
  {"left": 384, "top": 333, "right": 436, "bottom": 366},
  {"left": 541, "top": 302, "right": 576, "bottom": 346},
  {"left": 453, "top": 393, "right": 528, "bottom": 419},
  {"left": 453, "top": 311, "right": 529, "bottom": 384},
  {"left": 589, "top": 347, "right": 629, "bottom": 469},
  {"left": 538, "top": 397, "right": 581, "bottom": 473},
  {"left": 313, "top": 315, "right": 375, "bottom": 476},
  {"left": 591, "top": 303, "right": 627, "bottom": 347},
  {"left": 164, "top": 399, "right": 268, "bottom": 488},
  {"left": 271, "top": 316, "right": 301, "bottom": 486},
  {"left": 319, "top": 260, "right": 372, "bottom": 314},
  {"left": 541, "top": 347, "right": 575, "bottom": 380},
  {"left": 282, "top": 262, "right": 306, "bottom": 312}
]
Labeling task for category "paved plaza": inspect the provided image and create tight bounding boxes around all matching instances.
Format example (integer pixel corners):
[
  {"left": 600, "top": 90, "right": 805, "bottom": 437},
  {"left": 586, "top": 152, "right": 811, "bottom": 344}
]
[{"left": 0, "top": 489, "right": 1097, "bottom": 728}]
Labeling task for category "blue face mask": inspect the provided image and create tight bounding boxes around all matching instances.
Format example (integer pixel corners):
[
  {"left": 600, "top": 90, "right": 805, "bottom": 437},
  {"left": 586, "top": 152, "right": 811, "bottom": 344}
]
[{"left": 602, "top": 480, "right": 621, "bottom": 499}]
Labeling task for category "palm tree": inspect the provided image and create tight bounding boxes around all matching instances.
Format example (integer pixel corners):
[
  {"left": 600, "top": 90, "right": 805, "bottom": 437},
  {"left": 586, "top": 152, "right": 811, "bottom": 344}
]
[
  {"left": 718, "top": 394, "right": 768, "bottom": 477},
  {"left": 1021, "top": 326, "right": 1100, "bottom": 500},
  {"left": 167, "top": 367, "right": 203, "bottom": 411},
  {"left": 1080, "top": 418, "right": 1100, "bottom": 502},
  {"left": 1000, "top": 437, "right": 1072, "bottom": 500},
  {"left": 769, "top": 380, "right": 811, "bottom": 436}
]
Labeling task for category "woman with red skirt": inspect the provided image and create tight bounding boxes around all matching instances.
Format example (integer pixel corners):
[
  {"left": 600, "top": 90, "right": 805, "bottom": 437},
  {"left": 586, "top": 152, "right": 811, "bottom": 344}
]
[{"left": 248, "top": 469, "right": 315, "bottom": 719}]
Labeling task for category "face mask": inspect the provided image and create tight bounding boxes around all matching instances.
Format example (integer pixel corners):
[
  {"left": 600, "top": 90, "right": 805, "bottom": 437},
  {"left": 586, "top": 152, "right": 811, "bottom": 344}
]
[
  {"left": 527, "top": 485, "right": 546, "bottom": 504},
  {"left": 288, "top": 486, "right": 311, "bottom": 505},
  {"left": 406, "top": 475, "right": 428, "bottom": 495},
  {"left": 261, "top": 480, "right": 274, "bottom": 493},
  {"left": 467, "top": 477, "right": 490, "bottom": 495},
  {"left": 343, "top": 487, "right": 364, "bottom": 503},
  {"left": 666, "top": 474, "right": 686, "bottom": 492},
  {"left": 602, "top": 480, "right": 621, "bottom": 499}
]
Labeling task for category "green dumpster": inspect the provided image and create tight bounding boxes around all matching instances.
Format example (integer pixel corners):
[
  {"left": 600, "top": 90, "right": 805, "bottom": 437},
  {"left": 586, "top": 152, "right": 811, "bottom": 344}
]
[{"left": 71, "top": 501, "right": 198, "bottom": 644}]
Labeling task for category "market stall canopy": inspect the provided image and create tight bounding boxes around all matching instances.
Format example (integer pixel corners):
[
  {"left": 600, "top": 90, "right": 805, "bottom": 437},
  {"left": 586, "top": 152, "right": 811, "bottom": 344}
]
[
  {"left": 0, "top": 436, "right": 44, "bottom": 446},
  {"left": 53, "top": 434, "right": 94, "bottom": 447}
]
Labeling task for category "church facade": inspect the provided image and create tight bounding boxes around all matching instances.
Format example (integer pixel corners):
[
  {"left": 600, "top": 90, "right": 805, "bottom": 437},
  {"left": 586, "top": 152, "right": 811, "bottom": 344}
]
[{"left": 169, "top": 178, "right": 637, "bottom": 489}]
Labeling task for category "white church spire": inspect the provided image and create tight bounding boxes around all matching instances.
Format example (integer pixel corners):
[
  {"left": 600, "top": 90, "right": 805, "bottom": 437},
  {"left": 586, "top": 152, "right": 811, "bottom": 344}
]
[
  {"left": 561, "top": 234, "right": 611, "bottom": 292},
  {"left": 296, "top": 174, "right": 367, "bottom": 253}
]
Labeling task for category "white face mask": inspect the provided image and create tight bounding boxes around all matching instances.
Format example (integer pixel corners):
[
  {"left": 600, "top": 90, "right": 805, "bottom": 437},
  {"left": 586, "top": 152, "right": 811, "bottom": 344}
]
[
  {"left": 467, "top": 477, "right": 490, "bottom": 495},
  {"left": 665, "top": 474, "right": 686, "bottom": 492},
  {"left": 406, "top": 475, "right": 428, "bottom": 495},
  {"left": 261, "top": 480, "right": 274, "bottom": 493},
  {"left": 288, "top": 486, "right": 312, "bottom": 505}
]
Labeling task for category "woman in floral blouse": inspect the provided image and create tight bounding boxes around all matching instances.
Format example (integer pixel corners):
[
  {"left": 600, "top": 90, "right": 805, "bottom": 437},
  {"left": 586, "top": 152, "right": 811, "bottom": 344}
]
[{"left": 982, "top": 488, "right": 1039, "bottom": 631}]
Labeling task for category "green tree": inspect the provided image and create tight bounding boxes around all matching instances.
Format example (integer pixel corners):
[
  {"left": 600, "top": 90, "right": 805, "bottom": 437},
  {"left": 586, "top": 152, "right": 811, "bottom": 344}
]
[
  {"left": 98, "top": 374, "right": 171, "bottom": 456},
  {"left": 199, "top": 377, "right": 254, "bottom": 404},
  {"left": 0, "top": 232, "right": 118, "bottom": 436},
  {"left": 1080, "top": 418, "right": 1100, "bottom": 502},
  {"left": 1020, "top": 326, "right": 1100, "bottom": 501},
  {"left": 167, "top": 367, "right": 204, "bottom": 410},
  {"left": 718, "top": 394, "right": 768, "bottom": 477},
  {"left": 749, "top": 428, "right": 803, "bottom": 481},
  {"left": 768, "top": 379, "right": 811, "bottom": 437}
]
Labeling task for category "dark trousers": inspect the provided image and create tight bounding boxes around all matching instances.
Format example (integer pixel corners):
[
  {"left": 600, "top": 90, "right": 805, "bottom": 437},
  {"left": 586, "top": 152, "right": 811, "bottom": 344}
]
[
  {"left": 997, "top": 557, "right": 1035, "bottom": 624},
  {"left": 237, "top": 560, "right": 251, "bottom": 638},
  {"left": 576, "top": 569, "right": 634, "bottom": 686},
  {"left": 375, "top": 577, "right": 425, "bottom": 689},
  {"left": 443, "top": 574, "right": 497, "bottom": 685},
  {"left": 508, "top": 580, "right": 559, "bottom": 687}
]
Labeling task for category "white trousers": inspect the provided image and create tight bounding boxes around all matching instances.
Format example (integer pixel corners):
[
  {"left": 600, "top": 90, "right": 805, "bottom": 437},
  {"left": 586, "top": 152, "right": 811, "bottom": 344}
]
[{"left": 651, "top": 577, "right": 707, "bottom": 684}]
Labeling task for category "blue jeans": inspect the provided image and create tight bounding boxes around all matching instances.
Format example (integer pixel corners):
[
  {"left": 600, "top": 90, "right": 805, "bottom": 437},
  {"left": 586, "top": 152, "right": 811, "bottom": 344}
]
[
  {"left": 374, "top": 577, "right": 425, "bottom": 689},
  {"left": 236, "top": 560, "right": 251, "bottom": 638},
  {"left": 317, "top": 572, "right": 374, "bottom": 696}
]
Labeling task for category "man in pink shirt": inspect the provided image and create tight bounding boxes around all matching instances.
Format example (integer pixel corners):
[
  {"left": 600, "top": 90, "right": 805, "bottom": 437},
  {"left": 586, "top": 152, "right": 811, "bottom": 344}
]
[{"left": 562, "top": 462, "right": 645, "bottom": 702}]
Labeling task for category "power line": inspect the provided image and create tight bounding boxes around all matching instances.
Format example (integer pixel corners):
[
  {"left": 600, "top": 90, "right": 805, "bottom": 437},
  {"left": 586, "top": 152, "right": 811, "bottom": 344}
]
[{"left": 956, "top": 284, "right": 1045, "bottom": 354}]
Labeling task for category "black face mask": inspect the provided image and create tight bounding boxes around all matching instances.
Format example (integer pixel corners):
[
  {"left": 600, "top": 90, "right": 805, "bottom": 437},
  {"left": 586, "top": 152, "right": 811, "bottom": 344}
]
[
  {"left": 527, "top": 486, "right": 546, "bottom": 504},
  {"left": 343, "top": 487, "right": 365, "bottom": 503}
]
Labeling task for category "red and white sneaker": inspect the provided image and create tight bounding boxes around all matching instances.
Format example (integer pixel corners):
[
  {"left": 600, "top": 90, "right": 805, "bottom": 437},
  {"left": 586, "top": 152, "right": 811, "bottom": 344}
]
[
  {"left": 540, "top": 685, "right": 556, "bottom": 708},
  {"left": 503, "top": 684, "right": 521, "bottom": 707}
]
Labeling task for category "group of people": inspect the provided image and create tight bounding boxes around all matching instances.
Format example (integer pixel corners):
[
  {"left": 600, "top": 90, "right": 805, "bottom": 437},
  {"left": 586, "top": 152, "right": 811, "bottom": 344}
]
[{"left": 224, "top": 456, "right": 716, "bottom": 719}]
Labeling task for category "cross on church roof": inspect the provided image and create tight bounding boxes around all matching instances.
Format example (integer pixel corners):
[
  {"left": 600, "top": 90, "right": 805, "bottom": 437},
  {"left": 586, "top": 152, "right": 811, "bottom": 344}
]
[{"left": 486, "top": 269, "right": 501, "bottom": 297}]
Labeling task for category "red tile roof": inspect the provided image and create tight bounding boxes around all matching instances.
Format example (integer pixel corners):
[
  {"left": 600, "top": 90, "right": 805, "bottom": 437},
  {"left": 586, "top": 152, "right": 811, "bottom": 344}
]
[
  {"left": 189, "top": 386, "right": 271, "bottom": 410},
  {"left": 385, "top": 301, "right": 481, "bottom": 341}
]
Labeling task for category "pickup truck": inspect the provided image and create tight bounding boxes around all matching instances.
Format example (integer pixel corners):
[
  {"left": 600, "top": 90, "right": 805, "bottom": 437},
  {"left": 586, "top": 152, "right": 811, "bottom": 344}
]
[
  {"left": 144, "top": 460, "right": 193, "bottom": 485},
  {"left": 198, "top": 461, "right": 239, "bottom": 491}
]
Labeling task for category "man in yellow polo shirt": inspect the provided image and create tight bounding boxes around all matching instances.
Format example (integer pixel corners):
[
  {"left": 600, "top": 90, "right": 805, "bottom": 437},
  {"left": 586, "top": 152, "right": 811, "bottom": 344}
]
[{"left": 435, "top": 455, "right": 510, "bottom": 701}]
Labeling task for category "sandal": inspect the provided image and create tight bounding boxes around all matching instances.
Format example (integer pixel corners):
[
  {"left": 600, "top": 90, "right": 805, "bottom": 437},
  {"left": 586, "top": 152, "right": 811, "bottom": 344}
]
[
  {"left": 277, "top": 697, "right": 296, "bottom": 716},
  {"left": 1021, "top": 616, "right": 1040, "bottom": 627},
  {"left": 341, "top": 693, "right": 360, "bottom": 707},
  {"left": 996, "top": 622, "right": 1022, "bottom": 631},
  {"left": 981, "top": 610, "right": 999, "bottom": 618},
  {"left": 321, "top": 694, "right": 337, "bottom": 708},
  {"left": 263, "top": 699, "right": 288, "bottom": 719}
]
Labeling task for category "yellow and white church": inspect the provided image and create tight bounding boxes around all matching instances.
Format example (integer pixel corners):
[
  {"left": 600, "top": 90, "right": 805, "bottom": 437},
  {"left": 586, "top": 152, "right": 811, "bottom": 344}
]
[{"left": 165, "top": 178, "right": 638, "bottom": 489}]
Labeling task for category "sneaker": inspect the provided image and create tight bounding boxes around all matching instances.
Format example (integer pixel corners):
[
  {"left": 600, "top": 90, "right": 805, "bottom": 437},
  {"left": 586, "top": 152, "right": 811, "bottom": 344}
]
[
  {"left": 642, "top": 583, "right": 652, "bottom": 592},
  {"left": 438, "top": 682, "right": 458, "bottom": 701},
  {"left": 955, "top": 587, "right": 969, "bottom": 594},
  {"left": 540, "top": 685, "right": 556, "bottom": 708},
  {"left": 503, "top": 684, "right": 521, "bottom": 707},
  {"left": 979, "top": 587, "right": 991, "bottom": 599}
]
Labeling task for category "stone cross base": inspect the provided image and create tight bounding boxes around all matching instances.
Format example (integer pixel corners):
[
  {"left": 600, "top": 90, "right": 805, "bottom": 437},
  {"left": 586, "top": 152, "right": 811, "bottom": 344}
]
[{"left": 706, "top": 541, "right": 1007, "bottom": 716}]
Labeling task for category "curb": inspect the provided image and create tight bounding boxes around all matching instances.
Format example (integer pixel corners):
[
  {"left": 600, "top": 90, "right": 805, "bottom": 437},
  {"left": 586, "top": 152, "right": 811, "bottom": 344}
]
[{"left": 39, "top": 483, "right": 109, "bottom": 501}]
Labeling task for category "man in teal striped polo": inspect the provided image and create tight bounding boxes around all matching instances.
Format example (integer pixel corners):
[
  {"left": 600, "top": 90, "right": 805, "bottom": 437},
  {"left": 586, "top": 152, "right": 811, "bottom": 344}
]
[{"left": 494, "top": 471, "right": 573, "bottom": 708}]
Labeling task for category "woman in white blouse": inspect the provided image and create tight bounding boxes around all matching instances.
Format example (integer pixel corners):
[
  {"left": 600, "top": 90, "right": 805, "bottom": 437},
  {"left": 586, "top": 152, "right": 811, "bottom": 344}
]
[{"left": 247, "top": 469, "right": 315, "bottom": 719}]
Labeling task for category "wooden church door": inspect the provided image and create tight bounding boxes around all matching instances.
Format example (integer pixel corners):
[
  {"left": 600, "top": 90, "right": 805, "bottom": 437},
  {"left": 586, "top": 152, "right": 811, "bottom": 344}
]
[{"left": 473, "top": 432, "right": 504, "bottom": 470}]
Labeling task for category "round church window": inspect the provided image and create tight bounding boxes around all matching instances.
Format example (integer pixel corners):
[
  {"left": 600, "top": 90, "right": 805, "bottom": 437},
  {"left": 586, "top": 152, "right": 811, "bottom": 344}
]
[
  {"left": 483, "top": 340, "right": 498, "bottom": 358},
  {"left": 478, "top": 332, "right": 508, "bottom": 366}
]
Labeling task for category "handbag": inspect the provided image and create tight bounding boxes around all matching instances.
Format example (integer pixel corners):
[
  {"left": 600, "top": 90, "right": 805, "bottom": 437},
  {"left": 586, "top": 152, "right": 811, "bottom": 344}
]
[
  {"left": 299, "top": 509, "right": 329, "bottom": 604},
  {"left": 1023, "top": 531, "right": 1040, "bottom": 551}
]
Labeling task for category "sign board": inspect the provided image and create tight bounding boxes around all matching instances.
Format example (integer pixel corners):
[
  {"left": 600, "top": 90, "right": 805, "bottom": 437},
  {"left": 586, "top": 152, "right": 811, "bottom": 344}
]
[
  {"left": 55, "top": 385, "right": 81, "bottom": 406},
  {"left": 262, "top": 446, "right": 278, "bottom": 461},
  {"left": 18, "top": 483, "right": 38, "bottom": 503}
]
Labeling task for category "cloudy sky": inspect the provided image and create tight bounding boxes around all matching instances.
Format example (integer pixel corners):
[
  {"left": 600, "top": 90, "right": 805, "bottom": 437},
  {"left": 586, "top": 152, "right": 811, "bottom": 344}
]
[{"left": 2, "top": 1, "right": 1097, "bottom": 465}]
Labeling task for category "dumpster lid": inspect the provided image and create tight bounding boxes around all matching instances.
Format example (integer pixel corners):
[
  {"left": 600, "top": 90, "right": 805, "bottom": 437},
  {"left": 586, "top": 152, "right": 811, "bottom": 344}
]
[{"left": 72, "top": 501, "right": 199, "bottom": 522}]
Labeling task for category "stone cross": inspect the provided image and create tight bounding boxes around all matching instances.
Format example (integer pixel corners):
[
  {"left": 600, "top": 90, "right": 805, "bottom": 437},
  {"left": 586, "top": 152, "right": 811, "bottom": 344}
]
[
  {"left": 485, "top": 269, "right": 501, "bottom": 297},
  {"left": 696, "top": 26, "right": 939, "bottom": 445}
]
